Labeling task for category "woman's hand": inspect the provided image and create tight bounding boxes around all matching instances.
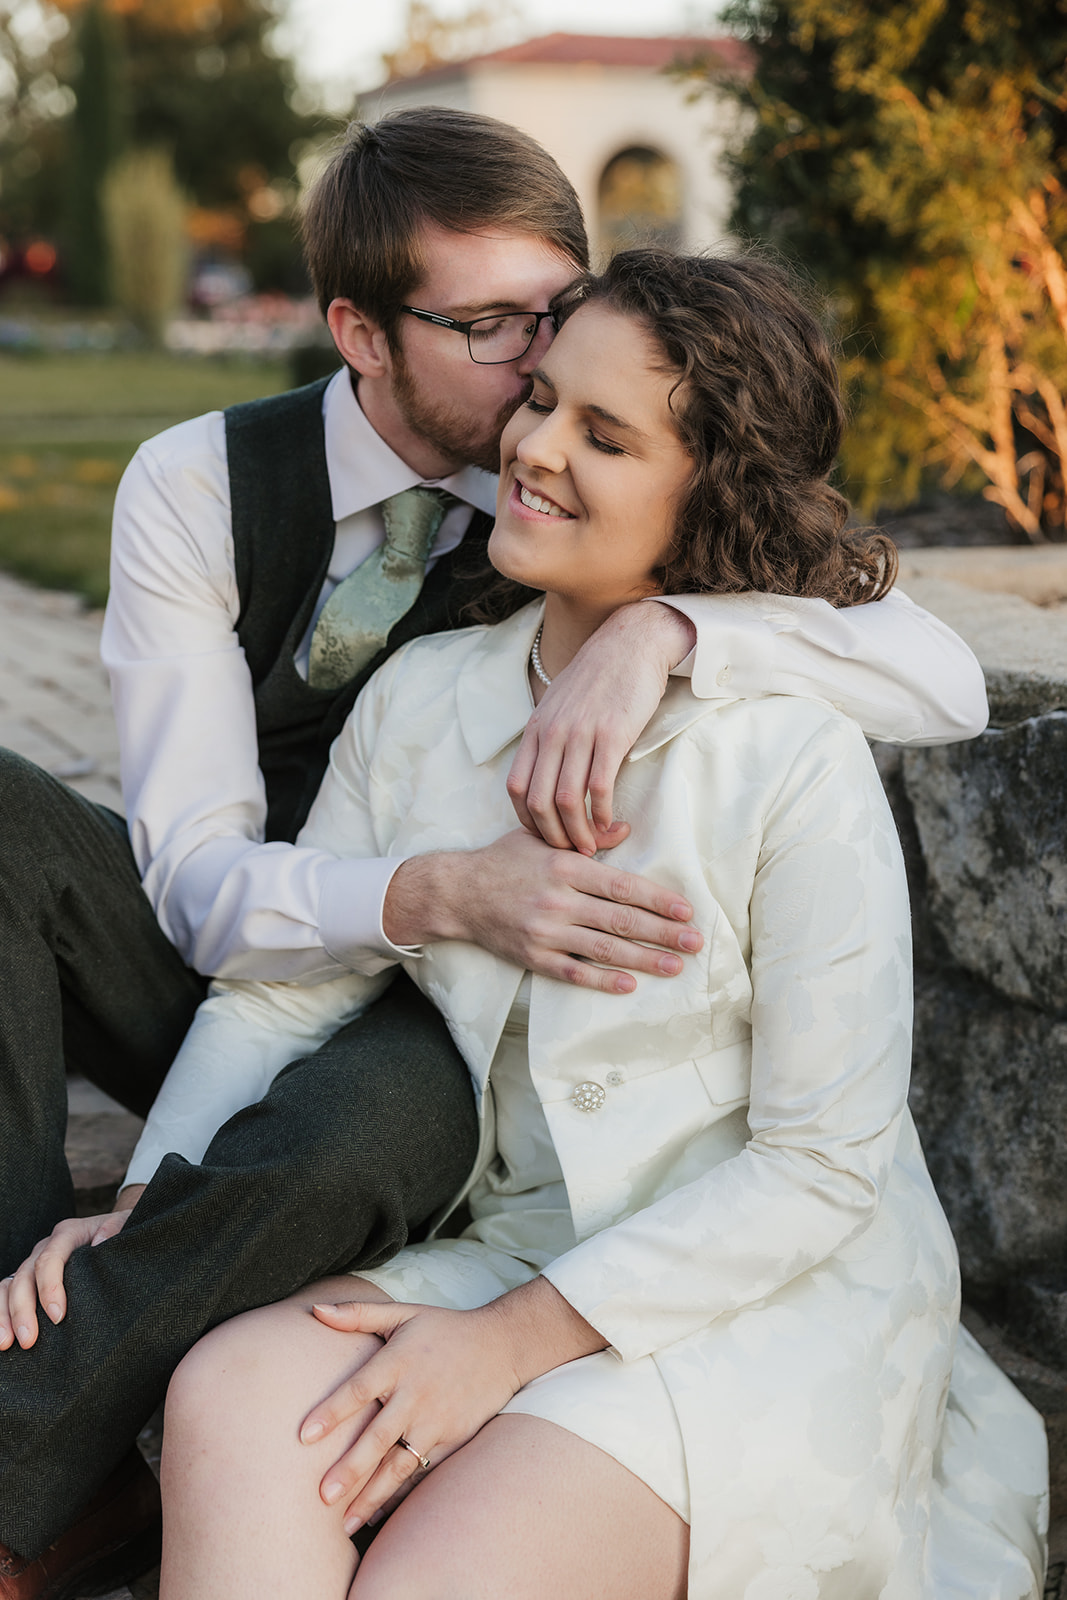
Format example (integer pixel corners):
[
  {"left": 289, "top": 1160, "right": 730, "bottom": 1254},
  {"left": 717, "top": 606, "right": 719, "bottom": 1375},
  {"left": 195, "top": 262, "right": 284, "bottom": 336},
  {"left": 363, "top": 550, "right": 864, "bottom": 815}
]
[
  {"left": 507, "top": 599, "right": 696, "bottom": 854},
  {"left": 300, "top": 1280, "right": 607, "bottom": 1535},
  {"left": 0, "top": 1185, "right": 144, "bottom": 1350},
  {"left": 301, "top": 1299, "right": 521, "bottom": 1534}
]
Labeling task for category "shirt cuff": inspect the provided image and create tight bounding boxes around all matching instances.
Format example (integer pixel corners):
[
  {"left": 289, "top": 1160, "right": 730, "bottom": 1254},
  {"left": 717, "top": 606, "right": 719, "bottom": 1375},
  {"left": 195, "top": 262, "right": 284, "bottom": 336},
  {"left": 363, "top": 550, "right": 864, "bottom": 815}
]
[
  {"left": 650, "top": 595, "right": 779, "bottom": 699},
  {"left": 122, "top": 1150, "right": 162, "bottom": 1191},
  {"left": 318, "top": 854, "right": 423, "bottom": 975}
]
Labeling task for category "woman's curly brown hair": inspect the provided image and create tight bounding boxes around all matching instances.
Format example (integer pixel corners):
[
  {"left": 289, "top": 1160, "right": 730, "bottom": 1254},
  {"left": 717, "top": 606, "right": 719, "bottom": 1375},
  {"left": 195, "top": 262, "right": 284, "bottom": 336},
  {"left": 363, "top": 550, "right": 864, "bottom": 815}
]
[{"left": 464, "top": 248, "right": 895, "bottom": 622}]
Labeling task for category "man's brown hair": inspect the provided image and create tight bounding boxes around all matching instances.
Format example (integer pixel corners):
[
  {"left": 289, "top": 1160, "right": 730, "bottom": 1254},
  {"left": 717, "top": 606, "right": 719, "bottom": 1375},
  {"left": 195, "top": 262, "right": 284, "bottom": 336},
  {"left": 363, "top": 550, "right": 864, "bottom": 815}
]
[{"left": 301, "top": 107, "right": 589, "bottom": 343}]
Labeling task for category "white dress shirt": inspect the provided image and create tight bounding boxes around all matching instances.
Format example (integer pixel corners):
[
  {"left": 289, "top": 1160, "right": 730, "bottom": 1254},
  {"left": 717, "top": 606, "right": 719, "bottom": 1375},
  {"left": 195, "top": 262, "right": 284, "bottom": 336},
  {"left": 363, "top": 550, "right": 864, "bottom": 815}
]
[{"left": 102, "top": 369, "right": 988, "bottom": 985}]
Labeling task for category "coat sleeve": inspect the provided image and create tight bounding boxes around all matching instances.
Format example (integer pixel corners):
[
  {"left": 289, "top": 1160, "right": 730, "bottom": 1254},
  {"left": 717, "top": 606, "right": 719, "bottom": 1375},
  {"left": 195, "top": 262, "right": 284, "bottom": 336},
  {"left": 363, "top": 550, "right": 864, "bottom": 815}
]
[
  {"left": 543, "top": 711, "right": 915, "bottom": 1361},
  {"left": 123, "top": 650, "right": 411, "bottom": 1188}
]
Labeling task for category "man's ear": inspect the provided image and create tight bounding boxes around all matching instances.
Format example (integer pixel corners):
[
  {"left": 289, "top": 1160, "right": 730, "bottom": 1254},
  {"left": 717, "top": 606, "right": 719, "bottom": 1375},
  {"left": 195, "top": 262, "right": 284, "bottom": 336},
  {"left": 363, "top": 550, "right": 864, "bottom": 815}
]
[{"left": 326, "top": 299, "right": 392, "bottom": 378}]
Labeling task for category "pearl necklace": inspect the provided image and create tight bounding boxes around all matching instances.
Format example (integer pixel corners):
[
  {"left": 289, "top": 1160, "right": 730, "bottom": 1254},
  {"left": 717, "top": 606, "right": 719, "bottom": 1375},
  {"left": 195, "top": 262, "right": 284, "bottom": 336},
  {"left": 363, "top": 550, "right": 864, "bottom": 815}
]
[{"left": 529, "top": 624, "right": 552, "bottom": 687}]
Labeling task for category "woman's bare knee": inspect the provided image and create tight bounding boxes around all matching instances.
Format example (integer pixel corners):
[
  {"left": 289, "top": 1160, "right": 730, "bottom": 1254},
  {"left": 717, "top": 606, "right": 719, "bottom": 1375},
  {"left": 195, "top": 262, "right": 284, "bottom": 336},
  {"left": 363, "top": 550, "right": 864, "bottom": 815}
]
[{"left": 164, "top": 1277, "right": 384, "bottom": 1451}]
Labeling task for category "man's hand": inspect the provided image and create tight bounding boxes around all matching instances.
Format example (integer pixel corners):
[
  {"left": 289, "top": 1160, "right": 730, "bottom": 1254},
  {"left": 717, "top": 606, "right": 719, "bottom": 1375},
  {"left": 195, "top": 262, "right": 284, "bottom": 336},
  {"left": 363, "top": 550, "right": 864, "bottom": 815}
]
[
  {"left": 383, "top": 826, "right": 703, "bottom": 993},
  {"left": 508, "top": 600, "right": 696, "bottom": 854},
  {"left": 0, "top": 1184, "right": 144, "bottom": 1350}
]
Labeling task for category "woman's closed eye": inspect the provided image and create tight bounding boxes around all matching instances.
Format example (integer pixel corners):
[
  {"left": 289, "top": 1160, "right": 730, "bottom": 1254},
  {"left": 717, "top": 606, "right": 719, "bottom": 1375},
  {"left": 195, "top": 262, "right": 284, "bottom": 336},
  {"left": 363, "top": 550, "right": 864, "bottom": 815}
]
[
  {"left": 524, "top": 396, "right": 626, "bottom": 457},
  {"left": 586, "top": 431, "right": 625, "bottom": 456}
]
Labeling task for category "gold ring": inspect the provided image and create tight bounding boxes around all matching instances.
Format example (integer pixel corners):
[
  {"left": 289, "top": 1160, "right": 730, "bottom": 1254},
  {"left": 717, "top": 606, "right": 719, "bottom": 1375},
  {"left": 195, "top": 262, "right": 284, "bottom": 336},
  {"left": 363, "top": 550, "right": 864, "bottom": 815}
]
[{"left": 396, "top": 1436, "right": 430, "bottom": 1472}]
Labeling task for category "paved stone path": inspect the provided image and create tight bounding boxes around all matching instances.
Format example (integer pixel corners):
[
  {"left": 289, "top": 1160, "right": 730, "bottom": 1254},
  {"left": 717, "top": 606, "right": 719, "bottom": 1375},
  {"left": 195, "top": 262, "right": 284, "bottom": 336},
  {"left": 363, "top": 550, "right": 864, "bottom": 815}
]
[
  {"left": 1, "top": 567, "right": 1064, "bottom": 1597},
  {"left": 0, "top": 569, "right": 121, "bottom": 812}
]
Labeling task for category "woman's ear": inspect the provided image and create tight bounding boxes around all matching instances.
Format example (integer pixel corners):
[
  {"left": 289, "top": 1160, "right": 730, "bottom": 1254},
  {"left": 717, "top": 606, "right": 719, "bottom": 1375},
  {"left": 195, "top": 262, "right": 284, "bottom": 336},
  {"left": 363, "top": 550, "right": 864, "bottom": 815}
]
[{"left": 326, "top": 299, "right": 391, "bottom": 379}]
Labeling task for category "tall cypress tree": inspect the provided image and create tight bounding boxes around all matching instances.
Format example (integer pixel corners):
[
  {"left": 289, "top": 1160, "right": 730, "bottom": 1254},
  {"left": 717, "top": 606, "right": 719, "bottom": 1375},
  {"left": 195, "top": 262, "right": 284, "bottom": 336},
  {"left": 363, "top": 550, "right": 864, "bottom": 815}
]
[{"left": 65, "top": 0, "right": 126, "bottom": 305}]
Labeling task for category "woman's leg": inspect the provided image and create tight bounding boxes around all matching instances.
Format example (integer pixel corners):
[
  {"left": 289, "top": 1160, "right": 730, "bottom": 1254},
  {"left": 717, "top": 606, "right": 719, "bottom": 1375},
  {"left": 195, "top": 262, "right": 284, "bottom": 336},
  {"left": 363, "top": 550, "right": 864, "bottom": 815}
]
[
  {"left": 160, "top": 1273, "right": 688, "bottom": 1600},
  {"left": 352, "top": 1412, "right": 690, "bottom": 1600},
  {"left": 159, "top": 1274, "right": 393, "bottom": 1600}
]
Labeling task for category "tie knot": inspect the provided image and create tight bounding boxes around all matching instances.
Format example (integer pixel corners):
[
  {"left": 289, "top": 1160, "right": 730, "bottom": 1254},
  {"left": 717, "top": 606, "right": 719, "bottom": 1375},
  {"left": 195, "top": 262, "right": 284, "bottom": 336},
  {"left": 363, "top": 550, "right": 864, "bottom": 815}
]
[{"left": 381, "top": 486, "right": 460, "bottom": 565}]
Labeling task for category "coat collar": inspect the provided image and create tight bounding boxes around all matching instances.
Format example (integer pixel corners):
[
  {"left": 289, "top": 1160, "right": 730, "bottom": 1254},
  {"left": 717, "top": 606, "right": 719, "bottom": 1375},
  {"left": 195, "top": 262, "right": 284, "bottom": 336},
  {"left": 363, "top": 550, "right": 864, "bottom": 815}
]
[{"left": 454, "top": 601, "right": 727, "bottom": 769}]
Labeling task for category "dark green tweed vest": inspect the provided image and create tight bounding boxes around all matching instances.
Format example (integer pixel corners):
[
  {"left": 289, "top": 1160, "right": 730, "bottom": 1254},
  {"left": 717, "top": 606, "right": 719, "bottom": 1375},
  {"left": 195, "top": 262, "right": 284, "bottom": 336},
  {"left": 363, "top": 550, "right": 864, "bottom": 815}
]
[{"left": 225, "top": 377, "right": 493, "bottom": 843}]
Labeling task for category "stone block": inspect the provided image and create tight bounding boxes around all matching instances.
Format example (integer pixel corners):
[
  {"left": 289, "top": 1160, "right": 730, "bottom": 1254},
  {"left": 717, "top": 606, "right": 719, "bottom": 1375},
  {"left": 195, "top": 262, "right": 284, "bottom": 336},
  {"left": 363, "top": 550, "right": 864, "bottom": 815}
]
[
  {"left": 909, "top": 973, "right": 1067, "bottom": 1303},
  {"left": 65, "top": 1110, "right": 144, "bottom": 1214},
  {"left": 902, "top": 713, "right": 1067, "bottom": 1010},
  {"left": 897, "top": 544, "right": 1067, "bottom": 609},
  {"left": 901, "top": 575, "right": 1067, "bottom": 723}
]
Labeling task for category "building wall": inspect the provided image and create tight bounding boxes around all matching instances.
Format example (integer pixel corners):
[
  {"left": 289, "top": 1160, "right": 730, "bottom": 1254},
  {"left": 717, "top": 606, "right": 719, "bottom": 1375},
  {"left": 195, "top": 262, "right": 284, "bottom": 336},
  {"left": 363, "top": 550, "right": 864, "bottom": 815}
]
[{"left": 368, "top": 60, "right": 739, "bottom": 259}]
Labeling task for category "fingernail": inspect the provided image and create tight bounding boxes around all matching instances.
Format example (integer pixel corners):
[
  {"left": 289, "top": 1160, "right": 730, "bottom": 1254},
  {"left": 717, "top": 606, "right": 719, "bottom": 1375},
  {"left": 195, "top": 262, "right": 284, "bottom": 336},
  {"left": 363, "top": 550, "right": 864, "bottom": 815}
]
[
  {"left": 367, "top": 1509, "right": 385, "bottom": 1528},
  {"left": 322, "top": 1480, "right": 344, "bottom": 1505},
  {"left": 344, "top": 1515, "right": 362, "bottom": 1536},
  {"left": 301, "top": 1420, "right": 325, "bottom": 1444},
  {"left": 670, "top": 902, "right": 690, "bottom": 919},
  {"left": 15, "top": 1325, "right": 30, "bottom": 1346},
  {"left": 659, "top": 954, "right": 682, "bottom": 975},
  {"left": 47, "top": 1303, "right": 62, "bottom": 1322},
  {"left": 615, "top": 975, "right": 636, "bottom": 993},
  {"left": 679, "top": 930, "right": 701, "bottom": 951}
]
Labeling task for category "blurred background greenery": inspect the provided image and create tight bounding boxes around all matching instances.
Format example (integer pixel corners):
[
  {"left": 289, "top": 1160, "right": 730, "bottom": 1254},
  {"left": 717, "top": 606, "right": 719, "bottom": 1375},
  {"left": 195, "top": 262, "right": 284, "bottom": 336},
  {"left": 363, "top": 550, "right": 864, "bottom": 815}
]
[
  {"left": 0, "top": 351, "right": 287, "bottom": 604},
  {"left": 0, "top": 0, "right": 1065, "bottom": 619}
]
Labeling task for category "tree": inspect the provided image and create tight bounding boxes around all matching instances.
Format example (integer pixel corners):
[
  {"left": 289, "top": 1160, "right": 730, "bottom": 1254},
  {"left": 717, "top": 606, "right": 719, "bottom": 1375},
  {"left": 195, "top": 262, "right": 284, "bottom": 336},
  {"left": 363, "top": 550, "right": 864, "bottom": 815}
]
[
  {"left": 1, "top": 0, "right": 318, "bottom": 287},
  {"left": 0, "top": 1, "right": 76, "bottom": 243},
  {"left": 702, "top": 0, "right": 1067, "bottom": 540},
  {"left": 53, "top": 0, "right": 315, "bottom": 210},
  {"left": 104, "top": 145, "right": 187, "bottom": 340},
  {"left": 64, "top": 0, "right": 125, "bottom": 303},
  {"left": 380, "top": 0, "right": 522, "bottom": 81}
]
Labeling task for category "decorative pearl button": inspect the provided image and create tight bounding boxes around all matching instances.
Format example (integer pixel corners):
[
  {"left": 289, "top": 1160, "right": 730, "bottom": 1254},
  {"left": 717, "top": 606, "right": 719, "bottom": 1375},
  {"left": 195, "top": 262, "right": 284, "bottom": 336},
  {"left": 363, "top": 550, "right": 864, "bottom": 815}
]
[
  {"left": 572, "top": 1081, "right": 606, "bottom": 1112},
  {"left": 605, "top": 1069, "right": 625, "bottom": 1087}
]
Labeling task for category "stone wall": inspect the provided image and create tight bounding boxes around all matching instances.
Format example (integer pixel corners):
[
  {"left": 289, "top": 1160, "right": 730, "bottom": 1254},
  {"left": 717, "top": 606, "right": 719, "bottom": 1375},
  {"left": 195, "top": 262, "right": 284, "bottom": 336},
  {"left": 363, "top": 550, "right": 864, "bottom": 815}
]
[{"left": 875, "top": 548, "right": 1067, "bottom": 1366}]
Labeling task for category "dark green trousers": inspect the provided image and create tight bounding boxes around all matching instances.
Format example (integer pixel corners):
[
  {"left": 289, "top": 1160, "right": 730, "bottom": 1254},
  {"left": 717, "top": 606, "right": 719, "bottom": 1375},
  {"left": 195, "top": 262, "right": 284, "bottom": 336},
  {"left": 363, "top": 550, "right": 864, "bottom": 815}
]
[{"left": 0, "top": 749, "right": 479, "bottom": 1558}]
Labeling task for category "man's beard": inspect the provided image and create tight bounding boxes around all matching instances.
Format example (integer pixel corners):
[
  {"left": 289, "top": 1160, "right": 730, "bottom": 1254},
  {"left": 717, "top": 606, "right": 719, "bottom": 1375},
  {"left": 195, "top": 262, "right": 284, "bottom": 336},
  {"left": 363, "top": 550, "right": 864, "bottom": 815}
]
[{"left": 391, "top": 350, "right": 529, "bottom": 474}]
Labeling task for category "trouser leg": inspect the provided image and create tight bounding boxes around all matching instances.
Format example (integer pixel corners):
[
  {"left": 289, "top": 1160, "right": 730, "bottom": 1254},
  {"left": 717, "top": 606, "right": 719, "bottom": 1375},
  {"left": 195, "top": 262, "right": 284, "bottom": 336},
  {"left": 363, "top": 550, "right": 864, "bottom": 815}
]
[
  {"left": 0, "top": 971, "right": 479, "bottom": 1559},
  {"left": 0, "top": 748, "right": 207, "bottom": 1269}
]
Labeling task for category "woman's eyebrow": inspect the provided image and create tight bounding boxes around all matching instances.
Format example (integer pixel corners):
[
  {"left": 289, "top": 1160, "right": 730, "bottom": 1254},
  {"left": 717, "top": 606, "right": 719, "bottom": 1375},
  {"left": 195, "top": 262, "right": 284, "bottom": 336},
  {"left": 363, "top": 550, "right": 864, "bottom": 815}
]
[
  {"left": 586, "top": 403, "right": 650, "bottom": 442},
  {"left": 530, "top": 370, "right": 651, "bottom": 442}
]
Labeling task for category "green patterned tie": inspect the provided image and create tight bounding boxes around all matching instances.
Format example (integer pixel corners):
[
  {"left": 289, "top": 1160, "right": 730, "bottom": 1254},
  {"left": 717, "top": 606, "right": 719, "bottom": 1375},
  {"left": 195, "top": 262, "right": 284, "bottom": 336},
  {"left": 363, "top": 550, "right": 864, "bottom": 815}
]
[{"left": 308, "top": 486, "right": 459, "bottom": 690}]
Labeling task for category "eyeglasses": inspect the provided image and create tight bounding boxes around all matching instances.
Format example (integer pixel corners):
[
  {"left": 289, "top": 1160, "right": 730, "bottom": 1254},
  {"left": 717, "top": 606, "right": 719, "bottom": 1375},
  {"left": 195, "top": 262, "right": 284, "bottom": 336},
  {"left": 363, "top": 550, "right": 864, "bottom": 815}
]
[{"left": 399, "top": 306, "right": 556, "bottom": 365}]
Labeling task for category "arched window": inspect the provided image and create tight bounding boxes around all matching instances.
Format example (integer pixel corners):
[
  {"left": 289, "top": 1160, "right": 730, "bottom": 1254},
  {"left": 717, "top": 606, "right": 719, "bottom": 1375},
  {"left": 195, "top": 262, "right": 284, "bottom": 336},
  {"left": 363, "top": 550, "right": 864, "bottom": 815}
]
[{"left": 597, "top": 147, "right": 683, "bottom": 258}]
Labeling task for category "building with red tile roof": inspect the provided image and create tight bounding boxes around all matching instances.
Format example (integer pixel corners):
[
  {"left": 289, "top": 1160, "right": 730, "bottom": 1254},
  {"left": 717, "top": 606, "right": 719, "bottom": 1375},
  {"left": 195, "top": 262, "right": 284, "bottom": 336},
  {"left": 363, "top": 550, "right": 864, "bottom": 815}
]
[{"left": 364, "top": 32, "right": 751, "bottom": 259}]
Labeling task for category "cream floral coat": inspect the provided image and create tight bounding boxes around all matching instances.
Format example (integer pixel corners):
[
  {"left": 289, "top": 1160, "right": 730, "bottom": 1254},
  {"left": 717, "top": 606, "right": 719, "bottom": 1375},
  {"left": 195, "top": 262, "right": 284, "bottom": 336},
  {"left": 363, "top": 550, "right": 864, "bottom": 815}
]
[{"left": 141, "top": 602, "right": 1047, "bottom": 1598}]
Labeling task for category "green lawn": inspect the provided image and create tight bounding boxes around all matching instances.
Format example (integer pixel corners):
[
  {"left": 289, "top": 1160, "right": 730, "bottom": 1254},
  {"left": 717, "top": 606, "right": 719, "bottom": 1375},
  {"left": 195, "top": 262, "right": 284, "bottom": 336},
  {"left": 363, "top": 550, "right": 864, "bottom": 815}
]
[{"left": 0, "top": 352, "right": 290, "bottom": 607}]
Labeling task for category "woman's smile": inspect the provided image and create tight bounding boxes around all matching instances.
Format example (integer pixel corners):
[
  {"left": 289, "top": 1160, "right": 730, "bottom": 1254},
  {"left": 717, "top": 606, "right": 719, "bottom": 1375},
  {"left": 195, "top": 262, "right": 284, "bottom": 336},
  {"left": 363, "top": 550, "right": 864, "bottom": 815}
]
[{"left": 514, "top": 480, "right": 575, "bottom": 519}]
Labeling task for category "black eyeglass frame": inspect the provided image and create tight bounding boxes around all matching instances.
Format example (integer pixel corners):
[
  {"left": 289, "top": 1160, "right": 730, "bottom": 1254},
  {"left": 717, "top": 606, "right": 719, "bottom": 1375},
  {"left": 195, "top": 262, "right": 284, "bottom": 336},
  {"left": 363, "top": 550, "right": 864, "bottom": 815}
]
[{"left": 399, "top": 306, "right": 556, "bottom": 364}]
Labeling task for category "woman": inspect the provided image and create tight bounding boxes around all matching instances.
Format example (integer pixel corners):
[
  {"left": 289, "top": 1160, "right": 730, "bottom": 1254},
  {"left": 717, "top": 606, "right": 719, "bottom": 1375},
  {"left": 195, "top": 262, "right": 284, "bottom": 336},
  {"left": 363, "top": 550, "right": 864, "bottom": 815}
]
[{"left": 158, "top": 251, "right": 1046, "bottom": 1599}]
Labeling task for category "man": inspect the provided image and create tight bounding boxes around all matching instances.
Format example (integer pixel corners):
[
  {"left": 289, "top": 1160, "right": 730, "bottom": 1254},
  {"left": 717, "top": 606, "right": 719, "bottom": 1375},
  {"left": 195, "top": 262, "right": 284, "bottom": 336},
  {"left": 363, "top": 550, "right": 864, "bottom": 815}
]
[{"left": 0, "top": 107, "right": 986, "bottom": 1597}]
